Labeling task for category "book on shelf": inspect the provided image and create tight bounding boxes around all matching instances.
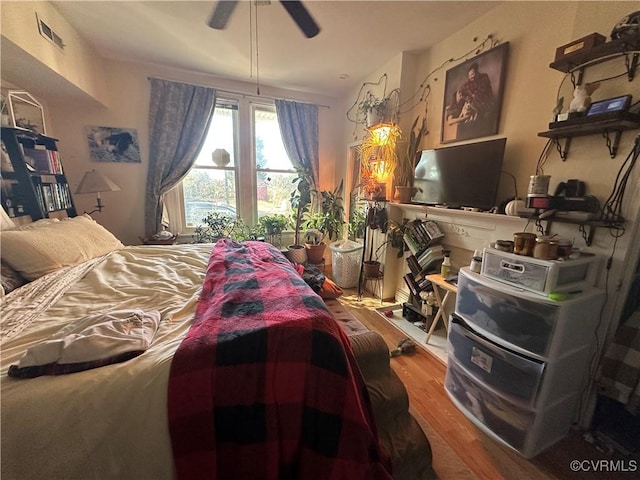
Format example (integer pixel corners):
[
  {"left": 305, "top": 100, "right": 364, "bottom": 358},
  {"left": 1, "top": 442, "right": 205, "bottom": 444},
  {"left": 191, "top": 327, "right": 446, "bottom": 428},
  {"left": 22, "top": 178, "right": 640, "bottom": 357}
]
[
  {"left": 417, "top": 244, "right": 445, "bottom": 269},
  {"left": 403, "top": 231, "right": 422, "bottom": 256},
  {"left": 22, "top": 147, "right": 62, "bottom": 174},
  {"left": 414, "top": 219, "right": 445, "bottom": 246},
  {"left": 406, "top": 255, "right": 422, "bottom": 277},
  {"left": 403, "top": 273, "right": 421, "bottom": 297}
]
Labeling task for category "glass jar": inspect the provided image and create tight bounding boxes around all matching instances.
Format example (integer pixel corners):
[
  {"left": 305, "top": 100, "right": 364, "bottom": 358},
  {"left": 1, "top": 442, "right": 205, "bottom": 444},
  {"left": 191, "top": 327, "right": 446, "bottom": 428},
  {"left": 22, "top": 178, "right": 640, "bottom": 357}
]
[
  {"left": 513, "top": 232, "right": 537, "bottom": 256},
  {"left": 533, "top": 236, "right": 559, "bottom": 260},
  {"left": 556, "top": 238, "right": 573, "bottom": 258}
]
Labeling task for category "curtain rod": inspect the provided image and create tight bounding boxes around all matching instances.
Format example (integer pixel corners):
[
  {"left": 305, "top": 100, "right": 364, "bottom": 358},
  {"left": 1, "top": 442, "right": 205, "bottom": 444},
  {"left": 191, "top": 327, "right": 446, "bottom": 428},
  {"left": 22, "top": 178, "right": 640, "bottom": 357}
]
[{"left": 147, "top": 76, "right": 330, "bottom": 109}]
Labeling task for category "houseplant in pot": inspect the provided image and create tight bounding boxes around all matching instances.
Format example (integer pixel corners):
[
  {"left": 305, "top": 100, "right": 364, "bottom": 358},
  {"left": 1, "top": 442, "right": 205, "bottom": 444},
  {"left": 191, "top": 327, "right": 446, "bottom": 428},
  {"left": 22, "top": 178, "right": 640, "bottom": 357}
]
[
  {"left": 301, "top": 180, "right": 345, "bottom": 264},
  {"left": 257, "top": 213, "right": 291, "bottom": 249},
  {"left": 358, "top": 124, "right": 401, "bottom": 200},
  {"left": 394, "top": 114, "right": 427, "bottom": 203},
  {"left": 287, "top": 167, "right": 313, "bottom": 264},
  {"left": 358, "top": 92, "right": 389, "bottom": 128}
]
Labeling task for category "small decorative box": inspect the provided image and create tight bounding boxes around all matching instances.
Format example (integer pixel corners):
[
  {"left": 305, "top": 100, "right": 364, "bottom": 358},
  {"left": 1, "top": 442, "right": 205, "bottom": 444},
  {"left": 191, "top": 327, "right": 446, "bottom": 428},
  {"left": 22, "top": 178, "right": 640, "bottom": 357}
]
[{"left": 554, "top": 33, "right": 606, "bottom": 62}]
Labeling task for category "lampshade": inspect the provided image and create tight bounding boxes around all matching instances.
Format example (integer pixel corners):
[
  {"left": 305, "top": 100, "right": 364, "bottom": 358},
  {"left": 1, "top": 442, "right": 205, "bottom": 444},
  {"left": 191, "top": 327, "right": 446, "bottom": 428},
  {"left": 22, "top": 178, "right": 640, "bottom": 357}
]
[{"left": 75, "top": 170, "right": 121, "bottom": 194}]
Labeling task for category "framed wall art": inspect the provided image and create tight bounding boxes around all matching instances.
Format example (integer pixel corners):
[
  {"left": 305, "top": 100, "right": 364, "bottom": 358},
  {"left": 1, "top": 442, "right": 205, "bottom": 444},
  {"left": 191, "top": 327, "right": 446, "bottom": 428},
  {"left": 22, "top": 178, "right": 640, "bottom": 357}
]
[
  {"left": 441, "top": 42, "right": 509, "bottom": 143},
  {"left": 86, "top": 125, "right": 141, "bottom": 163},
  {"left": 8, "top": 91, "right": 46, "bottom": 135}
]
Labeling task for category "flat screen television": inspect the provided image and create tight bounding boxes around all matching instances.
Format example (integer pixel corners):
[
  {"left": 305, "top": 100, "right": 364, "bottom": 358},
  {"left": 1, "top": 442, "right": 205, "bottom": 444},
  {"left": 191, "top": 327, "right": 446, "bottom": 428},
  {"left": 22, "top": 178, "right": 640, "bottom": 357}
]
[{"left": 412, "top": 137, "right": 506, "bottom": 211}]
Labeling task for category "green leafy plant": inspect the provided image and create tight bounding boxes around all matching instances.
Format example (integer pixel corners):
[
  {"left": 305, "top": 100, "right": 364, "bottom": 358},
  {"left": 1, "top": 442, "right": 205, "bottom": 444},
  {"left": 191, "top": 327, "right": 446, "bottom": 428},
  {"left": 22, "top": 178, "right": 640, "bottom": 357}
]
[
  {"left": 395, "top": 115, "right": 427, "bottom": 188},
  {"left": 348, "top": 204, "right": 366, "bottom": 240},
  {"left": 257, "top": 213, "right": 290, "bottom": 236},
  {"left": 301, "top": 179, "right": 345, "bottom": 243},
  {"left": 289, "top": 167, "right": 313, "bottom": 246},
  {"left": 192, "top": 212, "right": 259, "bottom": 243},
  {"left": 358, "top": 92, "right": 388, "bottom": 117}
]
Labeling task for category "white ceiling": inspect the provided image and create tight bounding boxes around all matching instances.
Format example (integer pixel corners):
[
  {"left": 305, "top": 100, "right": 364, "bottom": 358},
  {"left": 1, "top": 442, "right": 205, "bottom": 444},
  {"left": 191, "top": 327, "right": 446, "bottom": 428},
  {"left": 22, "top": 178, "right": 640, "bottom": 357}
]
[{"left": 48, "top": 1, "right": 502, "bottom": 98}]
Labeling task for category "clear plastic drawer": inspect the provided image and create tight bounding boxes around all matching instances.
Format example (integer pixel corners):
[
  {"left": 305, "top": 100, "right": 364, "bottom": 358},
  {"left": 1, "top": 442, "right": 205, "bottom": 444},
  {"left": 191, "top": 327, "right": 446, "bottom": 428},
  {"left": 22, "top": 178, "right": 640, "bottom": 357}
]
[
  {"left": 482, "top": 248, "right": 599, "bottom": 295},
  {"left": 445, "top": 357, "right": 534, "bottom": 452},
  {"left": 448, "top": 317, "right": 545, "bottom": 407},
  {"left": 455, "top": 268, "right": 605, "bottom": 360}
]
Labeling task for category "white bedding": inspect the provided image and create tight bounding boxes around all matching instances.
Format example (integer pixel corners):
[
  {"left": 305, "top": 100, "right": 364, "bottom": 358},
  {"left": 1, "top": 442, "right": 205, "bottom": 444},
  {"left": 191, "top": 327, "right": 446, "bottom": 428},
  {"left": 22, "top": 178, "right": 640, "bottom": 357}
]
[{"left": 1, "top": 244, "right": 213, "bottom": 479}]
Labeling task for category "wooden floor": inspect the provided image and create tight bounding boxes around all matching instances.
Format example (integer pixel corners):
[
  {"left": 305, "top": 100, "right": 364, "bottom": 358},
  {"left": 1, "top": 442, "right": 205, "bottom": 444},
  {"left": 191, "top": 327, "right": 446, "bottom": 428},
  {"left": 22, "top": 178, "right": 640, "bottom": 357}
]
[{"left": 336, "top": 287, "right": 633, "bottom": 480}]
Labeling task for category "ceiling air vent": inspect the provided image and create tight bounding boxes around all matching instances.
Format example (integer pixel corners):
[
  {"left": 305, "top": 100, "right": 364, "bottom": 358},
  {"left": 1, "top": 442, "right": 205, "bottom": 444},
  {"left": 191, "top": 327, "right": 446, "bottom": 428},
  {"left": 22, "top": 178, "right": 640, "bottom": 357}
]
[{"left": 36, "top": 13, "right": 65, "bottom": 51}]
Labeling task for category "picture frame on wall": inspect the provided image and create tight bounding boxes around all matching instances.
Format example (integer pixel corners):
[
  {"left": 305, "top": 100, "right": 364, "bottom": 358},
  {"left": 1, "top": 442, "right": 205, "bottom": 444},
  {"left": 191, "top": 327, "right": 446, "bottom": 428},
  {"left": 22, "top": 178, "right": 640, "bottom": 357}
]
[
  {"left": 85, "top": 125, "right": 141, "bottom": 163},
  {"left": 8, "top": 91, "right": 46, "bottom": 135},
  {"left": 441, "top": 42, "right": 509, "bottom": 143}
]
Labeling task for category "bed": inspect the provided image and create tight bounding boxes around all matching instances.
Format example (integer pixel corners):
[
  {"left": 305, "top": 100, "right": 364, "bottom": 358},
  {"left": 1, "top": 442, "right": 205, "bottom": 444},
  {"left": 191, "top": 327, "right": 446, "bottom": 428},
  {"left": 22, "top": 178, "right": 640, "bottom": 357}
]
[{"left": 1, "top": 213, "right": 434, "bottom": 479}]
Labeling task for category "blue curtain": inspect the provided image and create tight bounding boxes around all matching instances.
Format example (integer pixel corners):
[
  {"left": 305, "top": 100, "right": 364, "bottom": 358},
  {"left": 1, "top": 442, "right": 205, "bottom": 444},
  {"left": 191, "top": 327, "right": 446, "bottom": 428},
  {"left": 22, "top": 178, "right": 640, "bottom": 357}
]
[
  {"left": 145, "top": 79, "right": 216, "bottom": 235},
  {"left": 274, "top": 100, "right": 319, "bottom": 189}
]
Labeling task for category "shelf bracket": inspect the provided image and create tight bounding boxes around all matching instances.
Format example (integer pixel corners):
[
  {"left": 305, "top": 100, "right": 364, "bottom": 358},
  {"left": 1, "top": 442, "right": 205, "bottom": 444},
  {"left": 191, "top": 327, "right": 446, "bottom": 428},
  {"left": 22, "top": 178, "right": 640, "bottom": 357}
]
[
  {"left": 554, "top": 137, "right": 571, "bottom": 161},
  {"left": 535, "top": 219, "right": 550, "bottom": 236},
  {"left": 602, "top": 130, "right": 622, "bottom": 158},
  {"left": 579, "top": 223, "right": 595, "bottom": 246},
  {"left": 625, "top": 52, "right": 638, "bottom": 82}
]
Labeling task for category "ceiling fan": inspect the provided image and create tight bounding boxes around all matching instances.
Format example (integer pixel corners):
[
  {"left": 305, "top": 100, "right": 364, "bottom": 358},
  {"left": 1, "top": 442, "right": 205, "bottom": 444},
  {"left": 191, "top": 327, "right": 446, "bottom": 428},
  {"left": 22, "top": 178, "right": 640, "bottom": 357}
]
[{"left": 208, "top": 0, "right": 321, "bottom": 38}]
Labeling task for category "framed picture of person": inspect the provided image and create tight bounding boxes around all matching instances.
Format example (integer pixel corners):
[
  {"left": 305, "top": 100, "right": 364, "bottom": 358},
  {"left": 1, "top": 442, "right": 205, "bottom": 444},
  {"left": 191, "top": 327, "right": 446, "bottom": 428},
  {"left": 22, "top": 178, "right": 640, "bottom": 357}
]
[{"left": 441, "top": 42, "right": 509, "bottom": 143}]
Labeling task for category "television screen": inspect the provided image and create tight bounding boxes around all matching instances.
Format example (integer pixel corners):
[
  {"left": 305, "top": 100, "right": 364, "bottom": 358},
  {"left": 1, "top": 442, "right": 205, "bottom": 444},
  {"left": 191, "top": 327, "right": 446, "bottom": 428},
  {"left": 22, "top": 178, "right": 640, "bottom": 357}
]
[{"left": 412, "top": 137, "right": 506, "bottom": 211}]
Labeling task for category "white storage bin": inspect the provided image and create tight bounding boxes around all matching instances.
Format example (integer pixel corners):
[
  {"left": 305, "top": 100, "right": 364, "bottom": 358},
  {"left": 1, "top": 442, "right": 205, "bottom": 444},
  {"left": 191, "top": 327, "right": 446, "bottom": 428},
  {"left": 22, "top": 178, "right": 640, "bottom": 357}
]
[
  {"left": 329, "top": 240, "right": 363, "bottom": 288},
  {"left": 481, "top": 247, "right": 599, "bottom": 295}
]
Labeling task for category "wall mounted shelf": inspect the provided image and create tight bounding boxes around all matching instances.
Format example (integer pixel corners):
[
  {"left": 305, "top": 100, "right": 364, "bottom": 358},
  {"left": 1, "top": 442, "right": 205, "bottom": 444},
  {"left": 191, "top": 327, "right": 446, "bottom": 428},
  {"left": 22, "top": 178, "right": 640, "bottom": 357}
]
[
  {"left": 538, "top": 116, "right": 640, "bottom": 160},
  {"left": 549, "top": 38, "right": 639, "bottom": 83},
  {"left": 541, "top": 38, "right": 640, "bottom": 160}
]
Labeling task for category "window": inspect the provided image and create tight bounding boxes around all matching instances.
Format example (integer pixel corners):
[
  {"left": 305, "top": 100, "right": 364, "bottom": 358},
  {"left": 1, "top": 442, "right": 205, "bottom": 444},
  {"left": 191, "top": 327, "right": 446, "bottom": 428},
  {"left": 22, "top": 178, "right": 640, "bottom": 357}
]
[{"left": 179, "top": 97, "right": 296, "bottom": 231}]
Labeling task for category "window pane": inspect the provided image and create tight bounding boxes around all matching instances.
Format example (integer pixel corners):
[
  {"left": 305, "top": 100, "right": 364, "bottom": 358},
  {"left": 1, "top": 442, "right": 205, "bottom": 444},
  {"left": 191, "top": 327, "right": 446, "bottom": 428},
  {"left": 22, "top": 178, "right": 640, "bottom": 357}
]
[
  {"left": 255, "top": 108, "right": 292, "bottom": 171},
  {"left": 183, "top": 100, "right": 237, "bottom": 227},
  {"left": 255, "top": 107, "right": 295, "bottom": 217},
  {"left": 183, "top": 169, "right": 237, "bottom": 227},
  {"left": 194, "top": 103, "right": 236, "bottom": 167},
  {"left": 257, "top": 171, "right": 297, "bottom": 217}
]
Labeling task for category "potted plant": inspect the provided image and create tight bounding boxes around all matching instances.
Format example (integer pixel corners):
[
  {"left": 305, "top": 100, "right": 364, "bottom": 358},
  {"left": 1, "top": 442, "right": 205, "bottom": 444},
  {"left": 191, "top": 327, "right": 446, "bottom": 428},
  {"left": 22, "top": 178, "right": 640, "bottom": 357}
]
[
  {"left": 301, "top": 180, "right": 346, "bottom": 264},
  {"left": 358, "top": 92, "right": 389, "bottom": 128},
  {"left": 287, "top": 166, "right": 313, "bottom": 264},
  {"left": 357, "top": 124, "right": 401, "bottom": 200},
  {"left": 363, "top": 218, "right": 409, "bottom": 278},
  {"left": 257, "top": 213, "right": 290, "bottom": 248},
  {"left": 192, "top": 212, "right": 239, "bottom": 243},
  {"left": 394, "top": 115, "right": 427, "bottom": 203}
]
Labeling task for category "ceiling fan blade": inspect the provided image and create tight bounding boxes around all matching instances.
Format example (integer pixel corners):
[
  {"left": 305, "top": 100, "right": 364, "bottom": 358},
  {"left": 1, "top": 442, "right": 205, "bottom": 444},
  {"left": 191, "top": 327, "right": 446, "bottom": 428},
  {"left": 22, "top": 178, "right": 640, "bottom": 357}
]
[
  {"left": 208, "top": 0, "right": 238, "bottom": 29},
  {"left": 279, "top": 1, "right": 320, "bottom": 38}
]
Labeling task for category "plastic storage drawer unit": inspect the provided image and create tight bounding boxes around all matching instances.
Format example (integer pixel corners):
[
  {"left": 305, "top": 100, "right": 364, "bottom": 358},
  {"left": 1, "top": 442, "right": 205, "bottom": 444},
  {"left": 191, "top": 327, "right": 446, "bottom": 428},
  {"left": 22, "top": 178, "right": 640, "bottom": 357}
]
[{"left": 481, "top": 247, "right": 599, "bottom": 295}]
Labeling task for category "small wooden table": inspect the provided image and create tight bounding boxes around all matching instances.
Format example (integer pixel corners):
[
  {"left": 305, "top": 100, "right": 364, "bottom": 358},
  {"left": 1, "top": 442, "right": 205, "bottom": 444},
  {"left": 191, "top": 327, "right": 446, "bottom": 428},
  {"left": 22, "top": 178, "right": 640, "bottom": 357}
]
[{"left": 424, "top": 274, "right": 458, "bottom": 344}]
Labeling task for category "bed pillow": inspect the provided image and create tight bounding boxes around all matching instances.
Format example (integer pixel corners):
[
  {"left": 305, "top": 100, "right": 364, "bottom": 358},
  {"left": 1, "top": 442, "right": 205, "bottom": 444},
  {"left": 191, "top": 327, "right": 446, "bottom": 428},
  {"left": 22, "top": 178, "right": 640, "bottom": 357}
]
[{"left": 0, "top": 214, "right": 124, "bottom": 281}]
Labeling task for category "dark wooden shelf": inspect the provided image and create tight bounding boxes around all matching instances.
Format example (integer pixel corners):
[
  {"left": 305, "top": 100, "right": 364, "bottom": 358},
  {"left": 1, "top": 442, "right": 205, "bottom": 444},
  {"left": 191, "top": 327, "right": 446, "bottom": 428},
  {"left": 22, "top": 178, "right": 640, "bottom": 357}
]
[
  {"left": 538, "top": 117, "right": 640, "bottom": 160},
  {"left": 538, "top": 117, "right": 640, "bottom": 139},
  {"left": 550, "top": 38, "right": 640, "bottom": 73}
]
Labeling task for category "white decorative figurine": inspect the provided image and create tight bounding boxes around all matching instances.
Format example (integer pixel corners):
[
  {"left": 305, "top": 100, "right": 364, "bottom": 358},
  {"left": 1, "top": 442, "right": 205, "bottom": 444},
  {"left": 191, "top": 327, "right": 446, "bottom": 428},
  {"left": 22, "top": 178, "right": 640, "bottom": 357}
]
[{"left": 568, "top": 82, "right": 601, "bottom": 113}]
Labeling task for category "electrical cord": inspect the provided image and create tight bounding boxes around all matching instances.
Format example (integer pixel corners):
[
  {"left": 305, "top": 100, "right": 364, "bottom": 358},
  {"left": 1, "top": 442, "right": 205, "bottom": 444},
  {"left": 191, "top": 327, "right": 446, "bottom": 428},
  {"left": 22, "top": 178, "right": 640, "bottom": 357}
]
[
  {"left": 601, "top": 134, "right": 640, "bottom": 226},
  {"left": 535, "top": 138, "right": 553, "bottom": 175}
]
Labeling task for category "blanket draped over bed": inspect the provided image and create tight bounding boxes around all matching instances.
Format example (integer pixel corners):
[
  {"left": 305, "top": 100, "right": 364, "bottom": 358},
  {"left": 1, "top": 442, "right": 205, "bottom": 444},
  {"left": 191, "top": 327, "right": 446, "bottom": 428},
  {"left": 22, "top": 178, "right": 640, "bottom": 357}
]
[{"left": 168, "top": 239, "right": 392, "bottom": 480}]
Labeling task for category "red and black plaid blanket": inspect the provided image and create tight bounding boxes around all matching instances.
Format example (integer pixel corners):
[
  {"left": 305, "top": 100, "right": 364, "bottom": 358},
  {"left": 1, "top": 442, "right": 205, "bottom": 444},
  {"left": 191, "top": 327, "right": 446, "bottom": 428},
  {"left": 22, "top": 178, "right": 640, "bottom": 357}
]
[{"left": 168, "top": 239, "right": 392, "bottom": 480}]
